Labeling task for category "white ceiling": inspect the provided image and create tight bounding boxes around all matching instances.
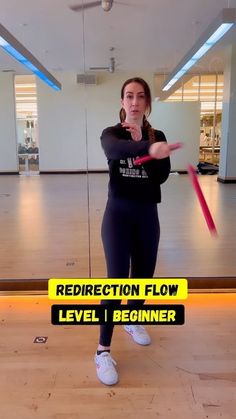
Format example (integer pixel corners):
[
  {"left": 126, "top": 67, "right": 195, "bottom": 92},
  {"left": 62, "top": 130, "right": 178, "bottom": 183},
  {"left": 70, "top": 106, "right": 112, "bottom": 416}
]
[{"left": 1, "top": 0, "right": 236, "bottom": 76}]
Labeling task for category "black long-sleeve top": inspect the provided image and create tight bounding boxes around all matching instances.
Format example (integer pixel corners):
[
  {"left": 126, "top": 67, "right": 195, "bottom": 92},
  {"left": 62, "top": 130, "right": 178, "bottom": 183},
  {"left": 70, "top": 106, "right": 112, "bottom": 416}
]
[{"left": 101, "top": 123, "right": 171, "bottom": 203}]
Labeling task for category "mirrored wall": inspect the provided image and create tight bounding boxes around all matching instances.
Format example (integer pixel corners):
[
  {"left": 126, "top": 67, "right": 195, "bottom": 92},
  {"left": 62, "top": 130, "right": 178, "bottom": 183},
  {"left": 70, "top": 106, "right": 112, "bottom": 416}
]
[
  {"left": 1, "top": 3, "right": 235, "bottom": 286},
  {"left": 15, "top": 75, "right": 39, "bottom": 174},
  {"left": 165, "top": 73, "right": 224, "bottom": 165}
]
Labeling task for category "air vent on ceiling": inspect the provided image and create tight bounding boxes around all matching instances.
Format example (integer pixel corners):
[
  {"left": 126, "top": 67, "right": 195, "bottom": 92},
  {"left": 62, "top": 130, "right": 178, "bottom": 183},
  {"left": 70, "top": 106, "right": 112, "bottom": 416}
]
[{"left": 77, "top": 73, "right": 97, "bottom": 85}]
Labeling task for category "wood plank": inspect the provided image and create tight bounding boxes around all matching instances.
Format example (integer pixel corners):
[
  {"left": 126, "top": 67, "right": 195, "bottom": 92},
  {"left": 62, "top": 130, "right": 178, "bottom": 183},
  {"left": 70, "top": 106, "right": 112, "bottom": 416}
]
[
  {"left": 0, "top": 174, "right": 236, "bottom": 280},
  {"left": 0, "top": 293, "right": 236, "bottom": 418}
]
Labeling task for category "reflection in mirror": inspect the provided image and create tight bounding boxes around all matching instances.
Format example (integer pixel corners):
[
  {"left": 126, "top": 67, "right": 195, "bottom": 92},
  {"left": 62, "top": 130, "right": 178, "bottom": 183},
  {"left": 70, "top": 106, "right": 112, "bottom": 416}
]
[
  {"left": 15, "top": 75, "right": 39, "bottom": 175},
  {"left": 86, "top": 73, "right": 233, "bottom": 278},
  {"left": 83, "top": 10, "right": 235, "bottom": 281},
  {"left": 0, "top": 13, "right": 90, "bottom": 283},
  {"left": 1, "top": 2, "right": 236, "bottom": 287}
]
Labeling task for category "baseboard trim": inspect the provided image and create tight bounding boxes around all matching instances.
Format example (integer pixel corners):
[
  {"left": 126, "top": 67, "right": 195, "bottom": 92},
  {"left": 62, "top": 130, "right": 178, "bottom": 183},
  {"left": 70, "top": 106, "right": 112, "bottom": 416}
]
[
  {"left": 39, "top": 170, "right": 109, "bottom": 174},
  {"left": 0, "top": 171, "right": 19, "bottom": 175},
  {"left": 0, "top": 170, "right": 191, "bottom": 176},
  {"left": 40, "top": 170, "right": 188, "bottom": 175},
  {"left": 217, "top": 177, "right": 236, "bottom": 183},
  {"left": 0, "top": 277, "right": 235, "bottom": 293}
]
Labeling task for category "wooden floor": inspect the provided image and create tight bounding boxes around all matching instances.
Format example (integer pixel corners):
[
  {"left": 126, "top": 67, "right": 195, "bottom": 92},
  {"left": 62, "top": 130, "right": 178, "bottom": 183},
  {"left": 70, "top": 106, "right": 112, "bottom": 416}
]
[
  {"left": 0, "top": 293, "right": 236, "bottom": 419},
  {"left": 0, "top": 174, "right": 235, "bottom": 417},
  {"left": 0, "top": 173, "right": 236, "bottom": 280}
]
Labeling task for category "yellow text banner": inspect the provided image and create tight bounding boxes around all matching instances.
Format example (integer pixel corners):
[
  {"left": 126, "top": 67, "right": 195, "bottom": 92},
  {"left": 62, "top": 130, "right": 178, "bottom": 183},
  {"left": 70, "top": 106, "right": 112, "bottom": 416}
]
[{"left": 48, "top": 278, "right": 188, "bottom": 300}]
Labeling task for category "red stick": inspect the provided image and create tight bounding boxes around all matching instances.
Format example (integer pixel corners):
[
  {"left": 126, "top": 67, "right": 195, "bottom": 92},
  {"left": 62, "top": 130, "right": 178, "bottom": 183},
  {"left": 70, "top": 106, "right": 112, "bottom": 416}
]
[
  {"left": 134, "top": 142, "right": 182, "bottom": 165},
  {"left": 134, "top": 155, "right": 153, "bottom": 165},
  {"left": 187, "top": 164, "right": 217, "bottom": 236}
]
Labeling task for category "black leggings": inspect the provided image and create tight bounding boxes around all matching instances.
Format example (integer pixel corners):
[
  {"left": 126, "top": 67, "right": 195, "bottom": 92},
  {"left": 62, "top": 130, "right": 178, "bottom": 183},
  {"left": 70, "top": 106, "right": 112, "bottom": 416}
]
[{"left": 99, "top": 197, "right": 160, "bottom": 346}]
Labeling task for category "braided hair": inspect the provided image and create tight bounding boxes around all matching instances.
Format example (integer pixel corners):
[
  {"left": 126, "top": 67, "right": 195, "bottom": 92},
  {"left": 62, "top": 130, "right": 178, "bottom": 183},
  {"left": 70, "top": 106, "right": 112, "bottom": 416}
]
[{"left": 119, "top": 77, "right": 156, "bottom": 144}]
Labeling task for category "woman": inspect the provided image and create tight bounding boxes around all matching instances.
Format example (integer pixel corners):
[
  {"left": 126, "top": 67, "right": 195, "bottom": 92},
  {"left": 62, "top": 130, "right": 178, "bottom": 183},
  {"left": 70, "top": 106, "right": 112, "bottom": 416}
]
[{"left": 95, "top": 77, "right": 181, "bottom": 385}]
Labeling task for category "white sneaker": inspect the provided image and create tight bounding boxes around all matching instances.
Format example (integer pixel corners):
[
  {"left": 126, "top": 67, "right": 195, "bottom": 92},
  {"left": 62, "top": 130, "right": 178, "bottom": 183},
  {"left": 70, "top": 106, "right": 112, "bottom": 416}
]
[
  {"left": 124, "top": 325, "right": 151, "bottom": 345},
  {"left": 94, "top": 352, "right": 118, "bottom": 386}
]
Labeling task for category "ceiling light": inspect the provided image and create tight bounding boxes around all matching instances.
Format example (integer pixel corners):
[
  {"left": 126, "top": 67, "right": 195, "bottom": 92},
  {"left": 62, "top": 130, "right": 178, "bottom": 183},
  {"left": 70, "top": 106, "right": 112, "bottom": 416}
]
[
  {"left": 0, "top": 23, "right": 61, "bottom": 91},
  {"left": 102, "top": 0, "right": 113, "bottom": 12},
  {"left": 16, "top": 92, "right": 37, "bottom": 95},
  {"left": 16, "top": 97, "right": 37, "bottom": 101},
  {"left": 162, "top": 9, "right": 235, "bottom": 91},
  {"left": 192, "top": 82, "right": 224, "bottom": 87},
  {"left": 15, "top": 83, "right": 36, "bottom": 88},
  {"left": 173, "top": 89, "right": 223, "bottom": 93}
]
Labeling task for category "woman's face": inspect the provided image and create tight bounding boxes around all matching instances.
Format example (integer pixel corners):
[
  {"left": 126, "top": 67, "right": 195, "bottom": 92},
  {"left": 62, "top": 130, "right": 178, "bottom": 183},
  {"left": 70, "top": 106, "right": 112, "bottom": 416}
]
[{"left": 121, "top": 82, "right": 147, "bottom": 123}]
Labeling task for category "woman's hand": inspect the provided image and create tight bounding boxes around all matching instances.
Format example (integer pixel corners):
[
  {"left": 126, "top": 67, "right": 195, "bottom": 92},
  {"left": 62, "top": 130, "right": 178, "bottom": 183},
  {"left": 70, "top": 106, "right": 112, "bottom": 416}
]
[
  {"left": 122, "top": 122, "right": 142, "bottom": 142},
  {"left": 149, "top": 141, "right": 183, "bottom": 159}
]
